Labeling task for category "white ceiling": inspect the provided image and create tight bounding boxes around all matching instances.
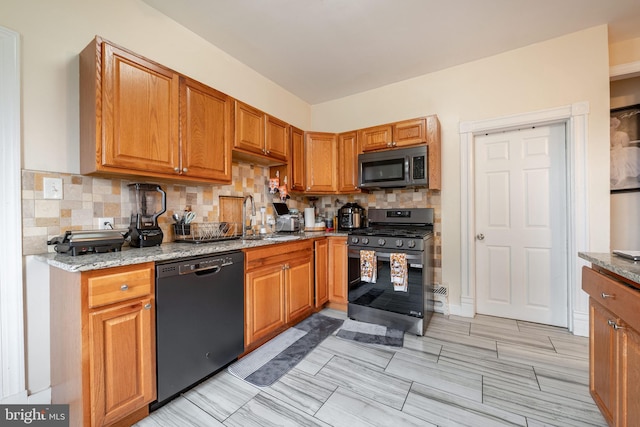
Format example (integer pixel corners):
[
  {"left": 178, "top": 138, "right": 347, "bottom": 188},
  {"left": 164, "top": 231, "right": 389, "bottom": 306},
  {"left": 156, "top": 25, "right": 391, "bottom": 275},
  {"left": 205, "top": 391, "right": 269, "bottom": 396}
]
[{"left": 142, "top": 0, "right": 640, "bottom": 104}]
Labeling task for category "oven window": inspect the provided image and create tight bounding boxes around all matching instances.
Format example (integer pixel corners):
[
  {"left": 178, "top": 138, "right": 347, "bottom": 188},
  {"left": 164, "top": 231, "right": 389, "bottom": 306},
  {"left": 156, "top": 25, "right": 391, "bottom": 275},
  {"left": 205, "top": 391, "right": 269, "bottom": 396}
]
[
  {"left": 361, "top": 158, "right": 405, "bottom": 183},
  {"left": 347, "top": 253, "right": 424, "bottom": 317}
]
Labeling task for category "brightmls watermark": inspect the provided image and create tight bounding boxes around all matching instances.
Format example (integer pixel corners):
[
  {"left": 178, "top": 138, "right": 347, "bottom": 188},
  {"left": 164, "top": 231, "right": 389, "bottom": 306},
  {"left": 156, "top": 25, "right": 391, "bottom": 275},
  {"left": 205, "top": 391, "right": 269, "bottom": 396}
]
[{"left": 0, "top": 405, "right": 69, "bottom": 426}]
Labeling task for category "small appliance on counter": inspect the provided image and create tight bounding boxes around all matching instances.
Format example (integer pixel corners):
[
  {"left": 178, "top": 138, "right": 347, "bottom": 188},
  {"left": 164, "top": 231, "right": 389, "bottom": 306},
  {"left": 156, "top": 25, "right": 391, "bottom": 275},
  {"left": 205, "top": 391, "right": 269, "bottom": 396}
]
[
  {"left": 128, "top": 183, "right": 166, "bottom": 247},
  {"left": 338, "top": 202, "right": 366, "bottom": 231},
  {"left": 48, "top": 230, "right": 126, "bottom": 256},
  {"left": 272, "top": 202, "right": 301, "bottom": 232}
]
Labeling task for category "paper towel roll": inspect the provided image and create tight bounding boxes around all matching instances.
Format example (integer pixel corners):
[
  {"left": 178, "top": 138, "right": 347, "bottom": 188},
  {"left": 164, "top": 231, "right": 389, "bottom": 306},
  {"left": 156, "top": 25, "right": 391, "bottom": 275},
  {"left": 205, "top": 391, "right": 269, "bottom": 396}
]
[{"left": 304, "top": 208, "right": 315, "bottom": 228}]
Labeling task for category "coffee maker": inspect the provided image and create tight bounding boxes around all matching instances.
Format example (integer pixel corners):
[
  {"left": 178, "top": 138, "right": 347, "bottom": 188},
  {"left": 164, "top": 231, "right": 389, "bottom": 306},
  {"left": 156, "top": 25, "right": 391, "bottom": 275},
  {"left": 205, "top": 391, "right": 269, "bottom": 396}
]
[{"left": 128, "top": 183, "right": 166, "bottom": 247}]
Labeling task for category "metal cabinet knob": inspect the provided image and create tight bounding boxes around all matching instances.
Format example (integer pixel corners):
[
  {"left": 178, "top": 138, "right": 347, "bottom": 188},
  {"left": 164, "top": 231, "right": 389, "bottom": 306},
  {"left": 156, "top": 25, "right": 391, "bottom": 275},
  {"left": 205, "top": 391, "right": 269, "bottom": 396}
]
[
  {"left": 182, "top": 167, "right": 188, "bottom": 173},
  {"left": 120, "top": 284, "right": 129, "bottom": 291},
  {"left": 601, "top": 292, "right": 614, "bottom": 299},
  {"left": 266, "top": 150, "right": 270, "bottom": 155},
  {"left": 144, "top": 303, "right": 152, "bottom": 310},
  {"left": 174, "top": 167, "right": 180, "bottom": 172},
  {"left": 476, "top": 234, "right": 485, "bottom": 241}
]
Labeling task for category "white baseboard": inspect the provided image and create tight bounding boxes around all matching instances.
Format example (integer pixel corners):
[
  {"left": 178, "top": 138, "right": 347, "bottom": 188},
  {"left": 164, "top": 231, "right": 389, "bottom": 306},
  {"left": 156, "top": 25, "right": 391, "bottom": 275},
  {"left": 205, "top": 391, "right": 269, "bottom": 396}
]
[{"left": 572, "top": 310, "right": 589, "bottom": 337}]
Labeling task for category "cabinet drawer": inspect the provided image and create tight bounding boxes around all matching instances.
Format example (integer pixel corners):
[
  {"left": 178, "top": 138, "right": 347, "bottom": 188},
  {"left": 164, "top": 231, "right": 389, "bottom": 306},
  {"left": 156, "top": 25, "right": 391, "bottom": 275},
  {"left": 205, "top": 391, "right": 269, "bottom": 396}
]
[
  {"left": 582, "top": 266, "right": 640, "bottom": 332},
  {"left": 88, "top": 265, "right": 153, "bottom": 308}
]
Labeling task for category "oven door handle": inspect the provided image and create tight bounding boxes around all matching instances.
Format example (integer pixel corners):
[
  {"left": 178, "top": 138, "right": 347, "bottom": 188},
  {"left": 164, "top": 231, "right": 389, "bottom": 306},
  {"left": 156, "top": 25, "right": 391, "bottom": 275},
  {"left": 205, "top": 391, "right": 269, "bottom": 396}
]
[{"left": 348, "top": 249, "right": 423, "bottom": 261}]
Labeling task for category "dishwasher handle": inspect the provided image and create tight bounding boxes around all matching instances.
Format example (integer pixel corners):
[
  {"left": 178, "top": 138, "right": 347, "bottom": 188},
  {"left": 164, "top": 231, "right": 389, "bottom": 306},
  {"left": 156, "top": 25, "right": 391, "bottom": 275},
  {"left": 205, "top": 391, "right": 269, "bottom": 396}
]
[{"left": 193, "top": 265, "right": 222, "bottom": 276}]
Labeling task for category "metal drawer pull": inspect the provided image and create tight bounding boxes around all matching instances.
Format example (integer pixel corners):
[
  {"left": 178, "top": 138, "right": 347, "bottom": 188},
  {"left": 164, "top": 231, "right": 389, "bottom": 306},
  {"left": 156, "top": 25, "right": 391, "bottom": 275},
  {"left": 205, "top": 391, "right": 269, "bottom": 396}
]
[
  {"left": 120, "top": 284, "right": 129, "bottom": 291},
  {"left": 607, "top": 319, "right": 624, "bottom": 330},
  {"left": 144, "top": 303, "right": 152, "bottom": 310},
  {"left": 601, "top": 292, "right": 614, "bottom": 299}
]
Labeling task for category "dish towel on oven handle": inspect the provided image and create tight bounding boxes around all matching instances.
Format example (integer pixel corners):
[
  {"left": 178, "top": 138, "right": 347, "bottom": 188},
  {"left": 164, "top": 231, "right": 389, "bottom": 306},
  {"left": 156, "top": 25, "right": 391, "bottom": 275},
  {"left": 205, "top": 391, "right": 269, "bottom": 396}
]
[
  {"left": 390, "top": 253, "right": 408, "bottom": 292},
  {"left": 360, "top": 250, "right": 377, "bottom": 283}
]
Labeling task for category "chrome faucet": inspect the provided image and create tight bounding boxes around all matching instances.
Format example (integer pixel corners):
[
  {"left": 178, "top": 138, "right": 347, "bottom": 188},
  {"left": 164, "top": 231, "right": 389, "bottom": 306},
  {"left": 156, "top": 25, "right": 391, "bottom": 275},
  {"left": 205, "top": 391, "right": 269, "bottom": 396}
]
[{"left": 242, "top": 195, "right": 256, "bottom": 238}]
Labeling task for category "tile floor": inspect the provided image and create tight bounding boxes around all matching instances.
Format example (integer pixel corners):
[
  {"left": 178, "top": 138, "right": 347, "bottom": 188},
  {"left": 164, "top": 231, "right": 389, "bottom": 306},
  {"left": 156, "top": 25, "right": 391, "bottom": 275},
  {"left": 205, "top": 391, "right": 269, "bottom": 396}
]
[{"left": 135, "top": 309, "right": 607, "bottom": 427}]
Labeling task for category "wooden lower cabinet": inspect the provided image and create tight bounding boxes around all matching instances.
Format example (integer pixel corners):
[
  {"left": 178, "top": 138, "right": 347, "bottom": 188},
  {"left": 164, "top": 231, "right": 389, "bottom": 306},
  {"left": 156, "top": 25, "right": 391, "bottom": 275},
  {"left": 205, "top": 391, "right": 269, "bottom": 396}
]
[
  {"left": 50, "top": 262, "right": 156, "bottom": 427},
  {"left": 328, "top": 236, "right": 348, "bottom": 310},
  {"left": 582, "top": 266, "right": 640, "bottom": 426},
  {"left": 314, "top": 239, "right": 329, "bottom": 308},
  {"left": 244, "top": 240, "right": 314, "bottom": 349}
]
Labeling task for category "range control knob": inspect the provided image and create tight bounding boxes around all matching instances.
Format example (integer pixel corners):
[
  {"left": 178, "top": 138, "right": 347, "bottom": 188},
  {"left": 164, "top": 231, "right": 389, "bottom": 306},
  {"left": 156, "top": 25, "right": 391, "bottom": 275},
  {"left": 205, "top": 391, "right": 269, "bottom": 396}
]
[
  {"left": 395, "top": 239, "right": 404, "bottom": 247},
  {"left": 377, "top": 238, "right": 386, "bottom": 246},
  {"left": 407, "top": 240, "right": 416, "bottom": 248},
  {"left": 350, "top": 237, "right": 359, "bottom": 244},
  {"left": 362, "top": 238, "right": 369, "bottom": 245}
]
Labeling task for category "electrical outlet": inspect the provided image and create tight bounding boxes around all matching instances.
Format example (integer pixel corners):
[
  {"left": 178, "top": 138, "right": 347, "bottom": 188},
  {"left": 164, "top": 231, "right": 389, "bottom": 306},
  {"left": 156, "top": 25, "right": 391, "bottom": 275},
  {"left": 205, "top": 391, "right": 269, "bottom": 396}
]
[
  {"left": 43, "top": 177, "right": 63, "bottom": 200},
  {"left": 98, "top": 217, "right": 114, "bottom": 230}
]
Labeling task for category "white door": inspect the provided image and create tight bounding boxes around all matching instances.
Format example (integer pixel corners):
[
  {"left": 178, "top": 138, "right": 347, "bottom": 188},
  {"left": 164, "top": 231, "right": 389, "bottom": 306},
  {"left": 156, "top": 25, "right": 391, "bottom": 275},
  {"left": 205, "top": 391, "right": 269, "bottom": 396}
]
[{"left": 475, "top": 124, "right": 567, "bottom": 327}]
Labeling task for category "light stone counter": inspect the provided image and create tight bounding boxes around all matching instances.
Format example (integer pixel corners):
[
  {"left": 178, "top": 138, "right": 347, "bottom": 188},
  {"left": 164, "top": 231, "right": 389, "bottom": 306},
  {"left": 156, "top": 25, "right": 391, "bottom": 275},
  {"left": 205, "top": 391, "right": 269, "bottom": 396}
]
[
  {"left": 37, "top": 231, "right": 347, "bottom": 272},
  {"left": 578, "top": 252, "right": 640, "bottom": 287}
]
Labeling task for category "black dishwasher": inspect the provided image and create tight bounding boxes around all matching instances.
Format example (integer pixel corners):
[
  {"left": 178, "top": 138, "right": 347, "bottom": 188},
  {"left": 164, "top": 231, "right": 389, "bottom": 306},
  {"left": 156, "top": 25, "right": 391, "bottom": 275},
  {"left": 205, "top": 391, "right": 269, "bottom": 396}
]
[{"left": 153, "top": 251, "right": 244, "bottom": 407}]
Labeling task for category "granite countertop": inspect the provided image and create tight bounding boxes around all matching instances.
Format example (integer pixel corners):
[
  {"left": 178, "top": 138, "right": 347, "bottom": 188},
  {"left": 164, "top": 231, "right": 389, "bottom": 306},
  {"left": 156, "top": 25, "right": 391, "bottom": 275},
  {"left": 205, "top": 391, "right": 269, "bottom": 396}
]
[
  {"left": 37, "top": 231, "right": 347, "bottom": 273},
  {"left": 579, "top": 252, "right": 640, "bottom": 285}
]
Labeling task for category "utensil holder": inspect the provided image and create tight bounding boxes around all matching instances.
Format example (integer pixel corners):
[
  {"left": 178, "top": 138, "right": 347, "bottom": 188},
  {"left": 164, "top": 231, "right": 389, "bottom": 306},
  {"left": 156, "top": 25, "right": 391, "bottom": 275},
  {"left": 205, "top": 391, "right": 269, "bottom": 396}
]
[{"left": 173, "top": 223, "right": 192, "bottom": 237}]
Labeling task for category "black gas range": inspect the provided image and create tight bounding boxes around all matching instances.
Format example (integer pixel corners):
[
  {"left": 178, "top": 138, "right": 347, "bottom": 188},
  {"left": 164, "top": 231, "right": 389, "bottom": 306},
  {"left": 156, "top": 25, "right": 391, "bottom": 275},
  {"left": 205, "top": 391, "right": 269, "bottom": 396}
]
[{"left": 347, "top": 208, "right": 435, "bottom": 336}]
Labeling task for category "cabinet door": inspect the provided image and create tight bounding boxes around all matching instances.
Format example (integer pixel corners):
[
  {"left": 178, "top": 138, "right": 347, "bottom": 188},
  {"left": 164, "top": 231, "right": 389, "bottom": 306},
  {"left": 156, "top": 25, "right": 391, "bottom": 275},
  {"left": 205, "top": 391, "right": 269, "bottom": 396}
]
[
  {"left": 180, "top": 78, "right": 232, "bottom": 181},
  {"left": 589, "top": 300, "right": 617, "bottom": 426},
  {"left": 337, "top": 131, "right": 360, "bottom": 193},
  {"left": 618, "top": 323, "right": 640, "bottom": 426},
  {"left": 102, "top": 42, "right": 180, "bottom": 174},
  {"left": 290, "top": 126, "right": 306, "bottom": 191},
  {"left": 285, "top": 255, "right": 314, "bottom": 322},
  {"left": 314, "top": 239, "right": 329, "bottom": 308},
  {"left": 266, "top": 115, "right": 289, "bottom": 161},
  {"left": 245, "top": 264, "right": 286, "bottom": 346},
  {"left": 234, "top": 101, "right": 266, "bottom": 155},
  {"left": 305, "top": 132, "right": 337, "bottom": 193},
  {"left": 90, "top": 298, "right": 155, "bottom": 427},
  {"left": 359, "top": 124, "right": 393, "bottom": 152},
  {"left": 328, "top": 237, "right": 348, "bottom": 306},
  {"left": 393, "top": 118, "right": 427, "bottom": 148}
]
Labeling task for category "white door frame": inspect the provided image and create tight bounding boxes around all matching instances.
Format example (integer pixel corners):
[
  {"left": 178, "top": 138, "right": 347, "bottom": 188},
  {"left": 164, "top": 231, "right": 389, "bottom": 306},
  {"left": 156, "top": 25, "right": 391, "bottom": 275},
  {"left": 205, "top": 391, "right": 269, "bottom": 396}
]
[
  {"left": 458, "top": 102, "right": 590, "bottom": 335},
  {"left": 0, "top": 26, "right": 26, "bottom": 403}
]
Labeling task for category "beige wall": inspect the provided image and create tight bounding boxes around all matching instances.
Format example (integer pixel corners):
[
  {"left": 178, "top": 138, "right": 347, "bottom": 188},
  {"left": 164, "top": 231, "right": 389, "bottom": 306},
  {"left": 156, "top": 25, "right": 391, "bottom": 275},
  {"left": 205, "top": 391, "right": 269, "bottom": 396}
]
[
  {"left": 609, "top": 36, "right": 640, "bottom": 66},
  {"left": 0, "top": 0, "right": 312, "bottom": 174},
  {"left": 311, "top": 26, "right": 612, "bottom": 308}
]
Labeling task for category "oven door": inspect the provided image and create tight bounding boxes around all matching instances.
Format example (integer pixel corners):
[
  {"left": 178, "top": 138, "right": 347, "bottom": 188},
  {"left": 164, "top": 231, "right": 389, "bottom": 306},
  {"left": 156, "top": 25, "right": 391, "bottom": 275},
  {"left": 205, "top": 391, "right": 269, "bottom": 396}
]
[{"left": 347, "top": 248, "right": 425, "bottom": 318}]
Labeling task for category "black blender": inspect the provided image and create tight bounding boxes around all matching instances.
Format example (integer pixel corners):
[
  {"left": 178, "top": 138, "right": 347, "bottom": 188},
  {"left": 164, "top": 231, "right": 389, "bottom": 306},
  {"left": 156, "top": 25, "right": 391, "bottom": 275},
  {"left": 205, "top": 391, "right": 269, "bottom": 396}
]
[{"left": 128, "top": 183, "right": 166, "bottom": 247}]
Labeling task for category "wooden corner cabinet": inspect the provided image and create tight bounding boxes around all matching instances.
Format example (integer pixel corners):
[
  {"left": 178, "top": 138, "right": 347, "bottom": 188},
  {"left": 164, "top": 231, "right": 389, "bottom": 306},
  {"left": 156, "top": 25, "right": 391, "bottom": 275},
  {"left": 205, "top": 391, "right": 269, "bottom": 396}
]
[
  {"left": 50, "top": 262, "right": 156, "bottom": 427},
  {"left": 582, "top": 266, "right": 640, "bottom": 426},
  {"left": 243, "top": 240, "right": 314, "bottom": 350},
  {"left": 303, "top": 132, "right": 338, "bottom": 193},
  {"left": 79, "top": 36, "right": 232, "bottom": 184}
]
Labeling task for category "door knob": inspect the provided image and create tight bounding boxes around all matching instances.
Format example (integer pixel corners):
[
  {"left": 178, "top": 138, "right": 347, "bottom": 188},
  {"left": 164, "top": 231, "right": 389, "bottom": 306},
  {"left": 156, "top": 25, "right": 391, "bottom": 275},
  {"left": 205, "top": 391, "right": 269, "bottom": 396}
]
[{"left": 476, "top": 234, "right": 485, "bottom": 240}]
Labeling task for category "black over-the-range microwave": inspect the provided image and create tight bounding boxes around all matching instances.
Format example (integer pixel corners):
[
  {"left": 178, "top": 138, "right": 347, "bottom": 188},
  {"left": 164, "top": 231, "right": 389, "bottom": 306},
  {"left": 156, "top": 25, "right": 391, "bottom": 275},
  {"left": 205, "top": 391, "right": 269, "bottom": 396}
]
[{"left": 358, "top": 145, "right": 428, "bottom": 189}]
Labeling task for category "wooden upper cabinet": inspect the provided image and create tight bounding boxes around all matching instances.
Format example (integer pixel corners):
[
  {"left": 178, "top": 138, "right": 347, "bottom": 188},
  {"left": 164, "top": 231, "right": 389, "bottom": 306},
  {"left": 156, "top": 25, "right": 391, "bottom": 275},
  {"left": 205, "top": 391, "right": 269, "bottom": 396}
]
[
  {"left": 394, "top": 118, "right": 427, "bottom": 147},
  {"left": 359, "top": 124, "right": 393, "bottom": 152},
  {"left": 290, "top": 126, "right": 305, "bottom": 191},
  {"left": 305, "top": 132, "right": 338, "bottom": 193},
  {"left": 337, "top": 131, "right": 360, "bottom": 193},
  {"left": 234, "top": 101, "right": 266, "bottom": 155},
  {"left": 85, "top": 39, "right": 180, "bottom": 175},
  {"left": 266, "top": 115, "right": 288, "bottom": 161},
  {"left": 180, "top": 77, "right": 232, "bottom": 181},
  {"left": 80, "top": 36, "right": 232, "bottom": 183},
  {"left": 234, "top": 100, "right": 289, "bottom": 164}
]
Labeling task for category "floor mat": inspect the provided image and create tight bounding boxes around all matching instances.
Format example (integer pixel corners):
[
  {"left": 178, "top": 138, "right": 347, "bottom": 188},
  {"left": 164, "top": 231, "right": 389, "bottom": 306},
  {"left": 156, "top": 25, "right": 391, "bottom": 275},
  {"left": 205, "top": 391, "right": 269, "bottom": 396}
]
[
  {"left": 336, "top": 318, "right": 404, "bottom": 347},
  {"left": 228, "top": 313, "right": 343, "bottom": 387}
]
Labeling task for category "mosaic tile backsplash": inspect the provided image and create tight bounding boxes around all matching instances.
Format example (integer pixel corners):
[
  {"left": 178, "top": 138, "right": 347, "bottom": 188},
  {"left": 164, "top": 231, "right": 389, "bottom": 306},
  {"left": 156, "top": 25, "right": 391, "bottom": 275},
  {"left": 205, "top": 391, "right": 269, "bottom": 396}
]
[{"left": 21, "top": 165, "right": 441, "bottom": 286}]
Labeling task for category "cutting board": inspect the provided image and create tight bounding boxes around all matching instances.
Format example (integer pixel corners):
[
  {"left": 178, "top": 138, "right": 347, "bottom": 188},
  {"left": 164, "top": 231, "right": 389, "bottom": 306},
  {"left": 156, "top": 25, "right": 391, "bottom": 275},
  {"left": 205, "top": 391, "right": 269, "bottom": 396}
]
[{"left": 219, "top": 196, "right": 243, "bottom": 235}]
